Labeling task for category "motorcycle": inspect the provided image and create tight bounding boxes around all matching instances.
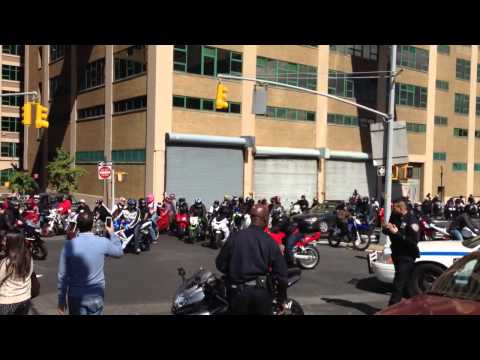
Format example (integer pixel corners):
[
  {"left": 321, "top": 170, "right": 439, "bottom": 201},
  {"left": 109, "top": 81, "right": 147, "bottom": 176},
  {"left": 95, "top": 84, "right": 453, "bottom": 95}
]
[
  {"left": 230, "top": 210, "right": 244, "bottom": 233},
  {"left": 328, "top": 215, "right": 374, "bottom": 251},
  {"left": 171, "top": 267, "right": 304, "bottom": 315},
  {"left": 444, "top": 201, "right": 457, "bottom": 220},
  {"left": 175, "top": 212, "right": 189, "bottom": 240},
  {"left": 210, "top": 214, "right": 230, "bottom": 249},
  {"left": 156, "top": 207, "right": 170, "bottom": 234},
  {"left": 115, "top": 220, "right": 153, "bottom": 253},
  {"left": 418, "top": 216, "right": 451, "bottom": 241},
  {"left": 290, "top": 203, "right": 302, "bottom": 217},
  {"left": 187, "top": 216, "right": 205, "bottom": 243},
  {"left": 15, "top": 220, "right": 48, "bottom": 260},
  {"left": 465, "top": 203, "right": 479, "bottom": 218},
  {"left": 42, "top": 208, "right": 68, "bottom": 237}
]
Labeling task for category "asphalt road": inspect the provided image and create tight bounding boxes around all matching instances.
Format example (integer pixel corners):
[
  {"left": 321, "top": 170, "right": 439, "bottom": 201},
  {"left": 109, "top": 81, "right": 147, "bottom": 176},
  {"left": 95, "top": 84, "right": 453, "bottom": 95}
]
[{"left": 31, "top": 234, "right": 392, "bottom": 315}]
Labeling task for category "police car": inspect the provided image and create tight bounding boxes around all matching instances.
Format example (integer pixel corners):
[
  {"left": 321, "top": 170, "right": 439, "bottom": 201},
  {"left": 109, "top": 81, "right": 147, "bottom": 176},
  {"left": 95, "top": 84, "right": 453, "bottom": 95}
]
[{"left": 368, "top": 236, "right": 480, "bottom": 296}]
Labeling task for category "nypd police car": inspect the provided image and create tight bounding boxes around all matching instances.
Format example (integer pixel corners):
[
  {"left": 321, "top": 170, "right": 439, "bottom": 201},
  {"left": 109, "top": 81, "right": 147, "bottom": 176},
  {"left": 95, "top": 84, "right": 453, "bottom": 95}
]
[{"left": 368, "top": 236, "right": 480, "bottom": 296}]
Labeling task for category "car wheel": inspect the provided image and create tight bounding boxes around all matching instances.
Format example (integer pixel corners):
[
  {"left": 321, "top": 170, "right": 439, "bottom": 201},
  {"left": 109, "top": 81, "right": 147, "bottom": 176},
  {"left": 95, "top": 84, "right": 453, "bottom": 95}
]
[{"left": 409, "top": 263, "right": 445, "bottom": 296}]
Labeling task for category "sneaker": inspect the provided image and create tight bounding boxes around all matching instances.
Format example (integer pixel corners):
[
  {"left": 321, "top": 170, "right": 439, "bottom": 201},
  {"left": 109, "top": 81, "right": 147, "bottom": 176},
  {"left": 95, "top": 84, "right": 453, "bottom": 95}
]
[{"left": 135, "top": 248, "right": 141, "bottom": 254}]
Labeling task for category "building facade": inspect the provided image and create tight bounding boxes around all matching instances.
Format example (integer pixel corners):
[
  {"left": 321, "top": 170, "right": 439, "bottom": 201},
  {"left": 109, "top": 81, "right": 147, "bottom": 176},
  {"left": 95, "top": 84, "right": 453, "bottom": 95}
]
[
  {"left": 0, "top": 45, "right": 24, "bottom": 188},
  {"left": 23, "top": 45, "right": 480, "bottom": 207}
]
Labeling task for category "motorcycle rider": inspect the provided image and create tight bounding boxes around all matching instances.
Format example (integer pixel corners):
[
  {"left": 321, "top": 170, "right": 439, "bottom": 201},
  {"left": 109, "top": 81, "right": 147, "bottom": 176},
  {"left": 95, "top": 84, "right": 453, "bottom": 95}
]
[
  {"left": 137, "top": 198, "right": 157, "bottom": 246},
  {"left": 445, "top": 197, "right": 457, "bottom": 219},
  {"left": 356, "top": 196, "right": 376, "bottom": 224},
  {"left": 146, "top": 194, "right": 159, "bottom": 239},
  {"left": 215, "top": 204, "right": 288, "bottom": 315},
  {"left": 208, "top": 200, "right": 220, "bottom": 218},
  {"left": 455, "top": 196, "right": 465, "bottom": 213},
  {"left": 22, "top": 198, "right": 40, "bottom": 226},
  {"left": 77, "top": 199, "right": 91, "bottom": 213},
  {"left": 465, "top": 195, "right": 478, "bottom": 218},
  {"left": 93, "top": 199, "right": 111, "bottom": 223},
  {"left": 448, "top": 212, "right": 480, "bottom": 241},
  {"left": 119, "top": 199, "right": 142, "bottom": 254},
  {"left": 111, "top": 197, "right": 127, "bottom": 219},
  {"left": 57, "top": 194, "right": 72, "bottom": 216},
  {"left": 295, "top": 195, "right": 309, "bottom": 213},
  {"left": 189, "top": 198, "right": 208, "bottom": 236},
  {"left": 421, "top": 194, "right": 433, "bottom": 216}
]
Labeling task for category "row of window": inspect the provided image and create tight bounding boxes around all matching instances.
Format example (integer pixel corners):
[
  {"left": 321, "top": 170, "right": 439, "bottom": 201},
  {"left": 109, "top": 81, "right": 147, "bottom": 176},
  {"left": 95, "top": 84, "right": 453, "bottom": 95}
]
[
  {"left": 1, "top": 91, "right": 22, "bottom": 107},
  {"left": 434, "top": 116, "right": 448, "bottom": 126},
  {"left": 455, "top": 93, "right": 469, "bottom": 114},
  {"left": 454, "top": 128, "right": 469, "bottom": 137},
  {"left": 75, "top": 149, "right": 146, "bottom": 164},
  {"left": 397, "top": 46, "right": 429, "bottom": 72},
  {"left": 78, "top": 58, "right": 105, "bottom": 91},
  {"left": 78, "top": 105, "right": 105, "bottom": 120},
  {"left": 2, "top": 65, "right": 22, "bottom": 81},
  {"left": 257, "top": 56, "right": 317, "bottom": 90},
  {"left": 174, "top": 45, "right": 242, "bottom": 77},
  {"left": 1, "top": 117, "right": 20, "bottom": 132},
  {"left": 329, "top": 45, "right": 378, "bottom": 61},
  {"left": 263, "top": 106, "right": 315, "bottom": 122},
  {"left": 437, "top": 45, "right": 450, "bottom": 54},
  {"left": 456, "top": 59, "right": 470, "bottom": 80},
  {"left": 328, "top": 70, "right": 354, "bottom": 98},
  {"left": 173, "top": 95, "right": 241, "bottom": 114},
  {"left": 327, "top": 113, "right": 359, "bottom": 126},
  {"left": 1, "top": 142, "right": 19, "bottom": 158},
  {"left": 114, "top": 45, "right": 147, "bottom": 81},
  {"left": 433, "top": 152, "right": 447, "bottom": 161},
  {"left": 50, "top": 45, "right": 65, "bottom": 62},
  {"left": 395, "top": 83, "right": 427, "bottom": 108},
  {"left": 2, "top": 45, "right": 22, "bottom": 56},
  {"left": 436, "top": 80, "right": 449, "bottom": 91},
  {"left": 113, "top": 96, "right": 147, "bottom": 114},
  {"left": 406, "top": 122, "right": 427, "bottom": 133}
]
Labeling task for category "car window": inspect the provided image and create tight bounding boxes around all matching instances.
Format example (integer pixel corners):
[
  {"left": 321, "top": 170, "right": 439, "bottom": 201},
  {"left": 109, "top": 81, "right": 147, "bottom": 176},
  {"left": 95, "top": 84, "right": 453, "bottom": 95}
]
[
  {"left": 431, "top": 253, "right": 480, "bottom": 301},
  {"left": 462, "top": 237, "right": 480, "bottom": 249}
]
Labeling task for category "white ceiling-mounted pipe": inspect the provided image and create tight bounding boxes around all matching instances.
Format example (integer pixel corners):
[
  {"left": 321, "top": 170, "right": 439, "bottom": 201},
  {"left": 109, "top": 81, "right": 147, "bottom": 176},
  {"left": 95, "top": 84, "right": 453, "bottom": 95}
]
[
  {"left": 166, "top": 132, "right": 248, "bottom": 148},
  {"left": 254, "top": 146, "right": 321, "bottom": 158}
]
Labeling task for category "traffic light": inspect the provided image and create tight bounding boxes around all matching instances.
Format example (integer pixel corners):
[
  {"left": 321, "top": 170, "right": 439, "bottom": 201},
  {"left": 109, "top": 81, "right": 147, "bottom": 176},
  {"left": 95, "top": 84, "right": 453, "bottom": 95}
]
[
  {"left": 34, "top": 102, "right": 49, "bottom": 129},
  {"left": 21, "top": 102, "right": 32, "bottom": 127},
  {"left": 392, "top": 165, "right": 399, "bottom": 181},
  {"left": 216, "top": 83, "right": 229, "bottom": 110}
]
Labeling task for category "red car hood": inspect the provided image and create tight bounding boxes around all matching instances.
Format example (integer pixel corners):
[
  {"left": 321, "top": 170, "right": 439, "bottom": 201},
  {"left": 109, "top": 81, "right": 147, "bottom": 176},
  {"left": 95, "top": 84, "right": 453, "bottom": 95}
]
[{"left": 377, "top": 294, "right": 480, "bottom": 315}]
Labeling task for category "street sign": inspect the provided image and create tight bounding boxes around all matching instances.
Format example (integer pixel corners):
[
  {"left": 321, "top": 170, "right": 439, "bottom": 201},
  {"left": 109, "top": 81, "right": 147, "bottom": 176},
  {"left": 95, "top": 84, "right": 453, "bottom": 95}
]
[
  {"left": 252, "top": 86, "right": 267, "bottom": 115},
  {"left": 377, "top": 166, "right": 386, "bottom": 177},
  {"left": 98, "top": 164, "right": 112, "bottom": 180}
]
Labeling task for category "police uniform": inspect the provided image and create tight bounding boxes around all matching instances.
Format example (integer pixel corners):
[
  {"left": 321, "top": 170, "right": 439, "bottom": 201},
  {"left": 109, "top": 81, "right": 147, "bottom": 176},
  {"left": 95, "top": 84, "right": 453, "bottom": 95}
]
[
  {"left": 383, "top": 211, "right": 420, "bottom": 306},
  {"left": 215, "top": 224, "right": 288, "bottom": 315}
]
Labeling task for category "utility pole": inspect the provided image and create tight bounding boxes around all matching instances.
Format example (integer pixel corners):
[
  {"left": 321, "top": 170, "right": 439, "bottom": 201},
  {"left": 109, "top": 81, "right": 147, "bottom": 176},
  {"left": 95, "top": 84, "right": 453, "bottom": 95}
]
[{"left": 381, "top": 45, "right": 397, "bottom": 246}]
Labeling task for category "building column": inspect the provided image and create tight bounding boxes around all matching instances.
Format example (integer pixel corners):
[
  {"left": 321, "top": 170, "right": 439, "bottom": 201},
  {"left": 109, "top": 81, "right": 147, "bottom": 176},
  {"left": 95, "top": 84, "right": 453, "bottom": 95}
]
[
  {"left": 241, "top": 45, "right": 257, "bottom": 198},
  {"left": 316, "top": 45, "right": 329, "bottom": 202},
  {"left": 467, "top": 46, "right": 478, "bottom": 196},
  {"left": 423, "top": 45, "right": 438, "bottom": 197},
  {"left": 146, "top": 45, "right": 173, "bottom": 200},
  {"left": 105, "top": 45, "right": 114, "bottom": 206},
  {"left": 70, "top": 46, "right": 77, "bottom": 164}
]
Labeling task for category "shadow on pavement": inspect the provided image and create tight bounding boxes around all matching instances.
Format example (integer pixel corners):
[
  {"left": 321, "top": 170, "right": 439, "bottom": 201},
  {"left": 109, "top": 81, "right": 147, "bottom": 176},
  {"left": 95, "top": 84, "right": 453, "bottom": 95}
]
[
  {"left": 355, "top": 255, "right": 367, "bottom": 261},
  {"left": 321, "top": 297, "right": 382, "bottom": 315},
  {"left": 348, "top": 277, "right": 393, "bottom": 295}
]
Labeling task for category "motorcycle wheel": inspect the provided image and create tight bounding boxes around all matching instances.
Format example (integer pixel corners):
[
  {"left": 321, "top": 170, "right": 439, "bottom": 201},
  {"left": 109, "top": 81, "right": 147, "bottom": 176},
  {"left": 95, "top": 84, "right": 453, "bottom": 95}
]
[
  {"left": 178, "top": 227, "right": 185, "bottom": 240},
  {"left": 352, "top": 232, "right": 371, "bottom": 251},
  {"left": 297, "top": 245, "right": 320, "bottom": 270},
  {"left": 187, "top": 228, "right": 195, "bottom": 244},
  {"left": 328, "top": 229, "right": 342, "bottom": 248},
  {"left": 215, "top": 233, "right": 224, "bottom": 249},
  {"left": 284, "top": 299, "right": 304, "bottom": 315},
  {"left": 32, "top": 239, "right": 48, "bottom": 260}
]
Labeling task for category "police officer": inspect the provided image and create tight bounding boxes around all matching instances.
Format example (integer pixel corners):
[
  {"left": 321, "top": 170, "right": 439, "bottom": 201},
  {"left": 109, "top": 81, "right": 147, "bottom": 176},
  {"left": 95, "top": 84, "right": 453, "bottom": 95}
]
[
  {"left": 382, "top": 199, "right": 420, "bottom": 306},
  {"left": 215, "top": 204, "right": 288, "bottom": 315}
]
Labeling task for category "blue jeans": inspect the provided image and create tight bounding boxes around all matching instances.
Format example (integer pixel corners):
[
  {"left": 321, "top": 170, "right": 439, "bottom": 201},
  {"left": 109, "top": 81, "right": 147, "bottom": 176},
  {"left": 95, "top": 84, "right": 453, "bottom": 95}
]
[
  {"left": 450, "top": 229, "right": 463, "bottom": 241},
  {"left": 68, "top": 295, "right": 104, "bottom": 315}
]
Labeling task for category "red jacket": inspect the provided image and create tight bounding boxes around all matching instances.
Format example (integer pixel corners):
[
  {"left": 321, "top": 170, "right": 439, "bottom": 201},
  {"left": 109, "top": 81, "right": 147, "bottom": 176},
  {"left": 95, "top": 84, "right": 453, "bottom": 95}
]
[
  {"left": 57, "top": 199, "right": 72, "bottom": 215},
  {"left": 264, "top": 227, "right": 286, "bottom": 247},
  {"left": 23, "top": 208, "right": 40, "bottom": 224}
]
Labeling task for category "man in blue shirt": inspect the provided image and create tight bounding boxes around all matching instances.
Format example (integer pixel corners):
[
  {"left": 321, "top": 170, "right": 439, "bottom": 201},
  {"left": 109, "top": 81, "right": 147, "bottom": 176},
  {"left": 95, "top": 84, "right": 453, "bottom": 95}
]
[{"left": 57, "top": 209, "right": 123, "bottom": 315}]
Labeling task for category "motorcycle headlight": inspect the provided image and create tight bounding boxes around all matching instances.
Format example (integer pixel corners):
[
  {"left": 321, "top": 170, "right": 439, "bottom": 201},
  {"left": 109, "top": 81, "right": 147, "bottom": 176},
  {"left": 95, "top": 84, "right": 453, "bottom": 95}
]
[{"left": 174, "top": 295, "right": 187, "bottom": 309}]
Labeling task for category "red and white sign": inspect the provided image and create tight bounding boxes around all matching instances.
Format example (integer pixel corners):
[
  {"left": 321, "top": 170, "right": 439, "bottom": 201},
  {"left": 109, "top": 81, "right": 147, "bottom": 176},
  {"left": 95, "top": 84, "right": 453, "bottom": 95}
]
[{"left": 97, "top": 165, "right": 112, "bottom": 180}]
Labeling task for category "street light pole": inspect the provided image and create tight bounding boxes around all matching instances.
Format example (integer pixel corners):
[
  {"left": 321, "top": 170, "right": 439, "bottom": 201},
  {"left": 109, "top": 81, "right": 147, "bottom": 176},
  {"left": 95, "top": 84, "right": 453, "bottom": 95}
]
[{"left": 381, "top": 45, "right": 397, "bottom": 245}]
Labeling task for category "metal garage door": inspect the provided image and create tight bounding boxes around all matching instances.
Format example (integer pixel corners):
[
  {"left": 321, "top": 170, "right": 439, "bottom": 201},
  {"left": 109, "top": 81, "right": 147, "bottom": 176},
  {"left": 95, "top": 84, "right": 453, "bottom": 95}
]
[
  {"left": 325, "top": 160, "right": 376, "bottom": 201},
  {"left": 254, "top": 158, "right": 317, "bottom": 207},
  {"left": 166, "top": 145, "right": 244, "bottom": 207}
]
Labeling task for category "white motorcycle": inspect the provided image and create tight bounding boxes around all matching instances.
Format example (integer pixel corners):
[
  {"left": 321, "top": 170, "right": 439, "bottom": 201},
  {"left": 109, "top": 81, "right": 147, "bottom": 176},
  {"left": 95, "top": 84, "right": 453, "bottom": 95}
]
[
  {"left": 115, "top": 220, "right": 153, "bottom": 252},
  {"left": 210, "top": 215, "right": 230, "bottom": 249},
  {"left": 43, "top": 209, "right": 69, "bottom": 237}
]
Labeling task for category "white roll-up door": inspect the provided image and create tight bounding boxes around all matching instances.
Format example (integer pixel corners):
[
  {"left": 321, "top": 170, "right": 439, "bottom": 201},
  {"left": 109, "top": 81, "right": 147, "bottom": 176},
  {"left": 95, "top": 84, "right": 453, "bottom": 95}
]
[
  {"left": 254, "top": 158, "right": 318, "bottom": 207},
  {"left": 325, "top": 160, "right": 376, "bottom": 201}
]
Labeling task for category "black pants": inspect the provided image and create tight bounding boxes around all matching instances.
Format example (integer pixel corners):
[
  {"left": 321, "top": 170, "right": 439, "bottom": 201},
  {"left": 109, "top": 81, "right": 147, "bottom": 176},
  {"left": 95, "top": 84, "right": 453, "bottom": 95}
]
[
  {"left": 0, "top": 299, "right": 31, "bottom": 315},
  {"left": 389, "top": 255, "right": 415, "bottom": 306},
  {"left": 229, "top": 287, "right": 273, "bottom": 315}
]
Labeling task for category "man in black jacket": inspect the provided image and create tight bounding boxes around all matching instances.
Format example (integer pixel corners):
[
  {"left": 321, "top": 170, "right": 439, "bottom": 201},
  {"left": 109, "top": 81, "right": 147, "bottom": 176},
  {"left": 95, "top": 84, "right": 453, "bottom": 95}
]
[
  {"left": 382, "top": 199, "right": 421, "bottom": 306},
  {"left": 216, "top": 204, "right": 288, "bottom": 315},
  {"left": 448, "top": 213, "right": 480, "bottom": 240}
]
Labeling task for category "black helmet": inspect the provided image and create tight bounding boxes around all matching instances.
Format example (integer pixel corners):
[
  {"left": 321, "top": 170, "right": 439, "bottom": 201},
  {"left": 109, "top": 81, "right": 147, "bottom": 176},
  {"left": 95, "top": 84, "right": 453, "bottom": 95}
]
[
  {"left": 362, "top": 196, "right": 369, "bottom": 204},
  {"left": 9, "top": 198, "right": 19, "bottom": 207},
  {"left": 127, "top": 198, "right": 137, "bottom": 208},
  {"left": 95, "top": 199, "right": 103, "bottom": 206},
  {"left": 213, "top": 200, "right": 220, "bottom": 207},
  {"left": 272, "top": 212, "right": 288, "bottom": 229},
  {"left": 138, "top": 198, "right": 146, "bottom": 208}
]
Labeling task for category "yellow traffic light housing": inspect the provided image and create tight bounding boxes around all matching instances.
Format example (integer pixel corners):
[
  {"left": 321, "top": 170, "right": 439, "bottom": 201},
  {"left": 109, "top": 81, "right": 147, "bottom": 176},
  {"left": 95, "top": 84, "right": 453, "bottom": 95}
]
[
  {"left": 215, "top": 83, "right": 229, "bottom": 110},
  {"left": 392, "top": 165, "right": 399, "bottom": 181},
  {"left": 34, "top": 102, "right": 49, "bottom": 129},
  {"left": 21, "top": 102, "right": 33, "bottom": 127}
]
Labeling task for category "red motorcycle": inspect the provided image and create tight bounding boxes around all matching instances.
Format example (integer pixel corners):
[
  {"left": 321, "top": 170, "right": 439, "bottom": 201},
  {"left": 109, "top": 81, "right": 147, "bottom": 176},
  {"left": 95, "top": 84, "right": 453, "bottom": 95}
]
[
  {"left": 418, "top": 216, "right": 451, "bottom": 241},
  {"left": 175, "top": 212, "right": 189, "bottom": 240},
  {"left": 156, "top": 206, "right": 170, "bottom": 234}
]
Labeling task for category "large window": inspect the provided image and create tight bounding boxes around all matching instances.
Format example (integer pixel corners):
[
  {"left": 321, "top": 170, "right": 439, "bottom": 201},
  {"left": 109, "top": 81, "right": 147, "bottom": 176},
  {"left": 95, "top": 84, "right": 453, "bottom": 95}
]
[
  {"left": 433, "top": 152, "right": 447, "bottom": 161},
  {"left": 475, "top": 130, "right": 480, "bottom": 138},
  {"left": 75, "top": 151, "right": 105, "bottom": 164},
  {"left": 77, "top": 105, "right": 105, "bottom": 120},
  {"left": 173, "top": 45, "right": 242, "bottom": 77},
  {"left": 456, "top": 59, "right": 471, "bottom": 80},
  {"left": 1, "top": 142, "right": 19, "bottom": 158},
  {"left": 454, "top": 128, "right": 468, "bottom": 137},
  {"left": 2, "top": 45, "right": 22, "bottom": 55},
  {"left": 455, "top": 93, "right": 469, "bottom": 114},
  {"left": 437, "top": 45, "right": 450, "bottom": 55},
  {"left": 113, "top": 96, "right": 147, "bottom": 114},
  {"left": 328, "top": 70, "right": 354, "bottom": 98},
  {"left": 1, "top": 91, "right": 22, "bottom": 107},
  {"left": 406, "top": 122, "right": 427, "bottom": 133},
  {"left": 172, "top": 95, "right": 241, "bottom": 114},
  {"left": 257, "top": 56, "right": 316, "bottom": 90},
  {"left": 261, "top": 106, "right": 315, "bottom": 121},
  {"left": 434, "top": 116, "right": 448, "bottom": 126},
  {"left": 475, "top": 164, "right": 480, "bottom": 171},
  {"left": 78, "top": 58, "right": 105, "bottom": 91},
  {"left": 2, "top": 65, "right": 22, "bottom": 81},
  {"left": 112, "top": 149, "right": 146, "bottom": 163},
  {"left": 397, "top": 46, "right": 429, "bottom": 71},
  {"left": 327, "top": 113, "right": 359, "bottom": 126},
  {"left": 1, "top": 117, "right": 20, "bottom": 132},
  {"left": 477, "top": 97, "right": 480, "bottom": 116},
  {"left": 395, "top": 83, "right": 427, "bottom": 108},
  {"left": 452, "top": 162, "right": 467, "bottom": 171},
  {"left": 50, "top": 45, "right": 65, "bottom": 61},
  {"left": 436, "top": 80, "right": 449, "bottom": 91},
  {"left": 114, "top": 45, "right": 147, "bottom": 81},
  {"left": 329, "top": 45, "right": 378, "bottom": 61}
]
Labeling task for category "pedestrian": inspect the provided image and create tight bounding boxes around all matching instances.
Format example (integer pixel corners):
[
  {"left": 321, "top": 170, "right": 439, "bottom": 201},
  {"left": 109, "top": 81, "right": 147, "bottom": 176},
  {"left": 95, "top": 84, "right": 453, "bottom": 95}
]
[
  {"left": 0, "top": 232, "right": 39, "bottom": 315},
  {"left": 57, "top": 209, "right": 123, "bottom": 315},
  {"left": 215, "top": 204, "right": 288, "bottom": 315},
  {"left": 382, "top": 199, "right": 420, "bottom": 306}
]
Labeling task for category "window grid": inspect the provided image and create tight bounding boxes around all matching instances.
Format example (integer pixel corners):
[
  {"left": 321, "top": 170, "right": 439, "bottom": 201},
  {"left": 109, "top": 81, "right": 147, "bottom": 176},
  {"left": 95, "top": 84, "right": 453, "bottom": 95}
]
[
  {"left": 395, "top": 83, "right": 427, "bottom": 108},
  {"left": 172, "top": 95, "right": 241, "bottom": 114},
  {"left": 329, "top": 45, "right": 378, "bottom": 61},
  {"left": 78, "top": 105, "right": 105, "bottom": 120},
  {"left": 455, "top": 93, "right": 469, "bottom": 114},
  {"left": 1, "top": 91, "right": 22, "bottom": 107},
  {"left": 2, "top": 45, "right": 22, "bottom": 55},
  {"left": 113, "top": 96, "right": 147, "bottom": 114},
  {"left": 456, "top": 59, "right": 471, "bottom": 80},
  {"left": 434, "top": 116, "right": 448, "bottom": 126},
  {"left": 396, "top": 45, "right": 429, "bottom": 72},
  {"left": 1, "top": 117, "right": 20, "bottom": 132},
  {"left": 114, "top": 45, "right": 147, "bottom": 81},
  {"left": 433, "top": 152, "right": 447, "bottom": 161},
  {"left": 75, "top": 151, "right": 105, "bottom": 163},
  {"left": 436, "top": 79, "right": 449, "bottom": 91},
  {"left": 2, "top": 65, "right": 22, "bottom": 81},
  {"left": 406, "top": 122, "right": 427, "bottom": 133},
  {"left": 260, "top": 106, "right": 315, "bottom": 121},
  {"left": 327, "top": 113, "right": 359, "bottom": 126},
  {"left": 437, "top": 45, "right": 450, "bottom": 55},
  {"left": 78, "top": 58, "right": 105, "bottom": 91},
  {"left": 257, "top": 56, "right": 317, "bottom": 90},
  {"left": 452, "top": 163, "right": 467, "bottom": 172},
  {"left": 475, "top": 130, "right": 480, "bottom": 138},
  {"left": 454, "top": 128, "right": 469, "bottom": 137},
  {"left": 328, "top": 69, "right": 354, "bottom": 98},
  {"left": 112, "top": 149, "right": 146, "bottom": 163},
  {"left": 50, "top": 45, "right": 65, "bottom": 61},
  {"left": 1, "top": 142, "right": 19, "bottom": 158},
  {"left": 475, "top": 164, "right": 480, "bottom": 172}
]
